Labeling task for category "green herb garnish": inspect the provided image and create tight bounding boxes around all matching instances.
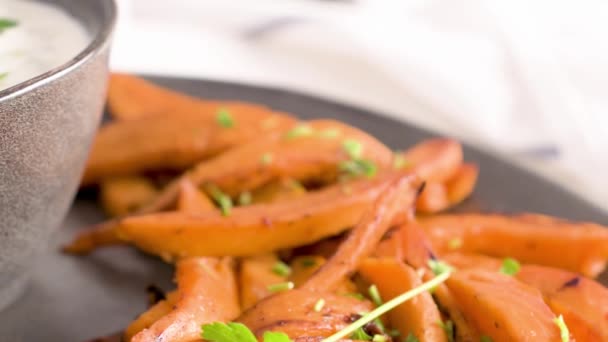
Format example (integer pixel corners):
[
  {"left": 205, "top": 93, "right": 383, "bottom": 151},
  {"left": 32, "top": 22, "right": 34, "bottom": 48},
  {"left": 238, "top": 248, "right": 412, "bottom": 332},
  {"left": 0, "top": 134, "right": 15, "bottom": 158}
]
[
  {"left": 344, "top": 293, "right": 366, "bottom": 300},
  {"left": 201, "top": 322, "right": 292, "bottom": 342},
  {"left": 480, "top": 336, "right": 494, "bottom": 342},
  {"left": 267, "top": 281, "right": 294, "bottom": 293},
  {"left": 260, "top": 153, "right": 273, "bottom": 165},
  {"left": 0, "top": 72, "right": 8, "bottom": 81},
  {"left": 342, "top": 139, "right": 363, "bottom": 159},
  {"left": 272, "top": 261, "right": 291, "bottom": 277},
  {"left": 428, "top": 259, "right": 454, "bottom": 276},
  {"left": 388, "top": 329, "right": 401, "bottom": 338},
  {"left": 238, "top": 191, "right": 252, "bottom": 206},
  {"left": 314, "top": 298, "right": 325, "bottom": 312},
  {"left": 372, "top": 334, "right": 387, "bottom": 342},
  {"left": 0, "top": 18, "right": 18, "bottom": 33},
  {"left": 437, "top": 320, "right": 455, "bottom": 342},
  {"left": 350, "top": 327, "right": 372, "bottom": 340},
  {"left": 393, "top": 154, "right": 409, "bottom": 169},
  {"left": 554, "top": 315, "right": 570, "bottom": 342},
  {"left": 216, "top": 108, "right": 234, "bottom": 128},
  {"left": 206, "top": 184, "right": 232, "bottom": 216},
  {"left": 339, "top": 159, "right": 377, "bottom": 178},
  {"left": 322, "top": 271, "right": 451, "bottom": 342},
  {"left": 499, "top": 258, "right": 521, "bottom": 276},
  {"left": 300, "top": 257, "right": 317, "bottom": 268},
  {"left": 405, "top": 333, "right": 420, "bottom": 342},
  {"left": 285, "top": 124, "right": 313, "bottom": 139},
  {"left": 368, "top": 284, "right": 383, "bottom": 306}
]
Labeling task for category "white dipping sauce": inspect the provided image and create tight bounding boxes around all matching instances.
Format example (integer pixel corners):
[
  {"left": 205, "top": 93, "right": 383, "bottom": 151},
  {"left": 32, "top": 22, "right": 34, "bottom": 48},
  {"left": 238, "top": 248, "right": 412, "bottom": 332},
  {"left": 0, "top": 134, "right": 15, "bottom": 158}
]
[{"left": 0, "top": 0, "right": 89, "bottom": 91}]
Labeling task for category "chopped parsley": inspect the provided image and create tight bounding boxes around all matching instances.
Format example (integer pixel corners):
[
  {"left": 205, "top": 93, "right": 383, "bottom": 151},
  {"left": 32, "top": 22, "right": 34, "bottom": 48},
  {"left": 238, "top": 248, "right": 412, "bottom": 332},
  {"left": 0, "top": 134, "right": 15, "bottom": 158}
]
[
  {"left": 300, "top": 257, "right": 317, "bottom": 268},
  {"left": 368, "top": 284, "right": 383, "bottom": 306},
  {"left": 499, "top": 258, "right": 521, "bottom": 276},
  {"left": 216, "top": 108, "right": 234, "bottom": 128},
  {"left": 206, "top": 184, "right": 232, "bottom": 216},
  {"left": 238, "top": 191, "right": 252, "bottom": 206},
  {"left": 339, "top": 159, "right": 377, "bottom": 178},
  {"left": 201, "top": 322, "right": 292, "bottom": 342},
  {"left": 428, "top": 259, "right": 454, "bottom": 276},
  {"left": 372, "top": 335, "right": 388, "bottom": 342},
  {"left": 405, "top": 333, "right": 420, "bottom": 342},
  {"left": 260, "top": 152, "right": 273, "bottom": 165},
  {"left": 437, "top": 320, "right": 455, "bottom": 342},
  {"left": 285, "top": 124, "right": 313, "bottom": 139},
  {"left": 267, "top": 281, "right": 294, "bottom": 293},
  {"left": 0, "top": 72, "right": 7, "bottom": 81},
  {"left": 344, "top": 293, "right": 366, "bottom": 300},
  {"left": 350, "top": 327, "right": 372, "bottom": 340},
  {"left": 314, "top": 298, "right": 325, "bottom": 312},
  {"left": 393, "top": 154, "right": 409, "bottom": 170},
  {"left": 0, "top": 18, "right": 18, "bottom": 33},
  {"left": 554, "top": 315, "right": 570, "bottom": 342},
  {"left": 480, "top": 336, "right": 494, "bottom": 342},
  {"left": 271, "top": 261, "right": 291, "bottom": 277},
  {"left": 342, "top": 139, "right": 364, "bottom": 159}
]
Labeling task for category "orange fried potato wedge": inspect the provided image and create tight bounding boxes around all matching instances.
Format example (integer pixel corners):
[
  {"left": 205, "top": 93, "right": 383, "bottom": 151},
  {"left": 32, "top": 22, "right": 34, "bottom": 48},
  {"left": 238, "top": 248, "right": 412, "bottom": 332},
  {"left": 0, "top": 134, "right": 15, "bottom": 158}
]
[
  {"left": 288, "top": 256, "right": 356, "bottom": 294},
  {"left": 432, "top": 283, "right": 481, "bottom": 342},
  {"left": 517, "top": 265, "right": 608, "bottom": 342},
  {"left": 239, "top": 254, "right": 287, "bottom": 310},
  {"left": 100, "top": 176, "right": 159, "bottom": 217},
  {"left": 359, "top": 258, "right": 447, "bottom": 342},
  {"left": 131, "top": 257, "right": 239, "bottom": 342},
  {"left": 117, "top": 174, "right": 416, "bottom": 261},
  {"left": 82, "top": 103, "right": 296, "bottom": 185},
  {"left": 176, "top": 179, "right": 215, "bottom": 213},
  {"left": 446, "top": 270, "right": 562, "bottom": 341},
  {"left": 251, "top": 178, "right": 307, "bottom": 204},
  {"left": 416, "top": 163, "right": 478, "bottom": 214},
  {"left": 123, "top": 291, "right": 178, "bottom": 341},
  {"left": 421, "top": 213, "right": 608, "bottom": 277},
  {"left": 396, "top": 138, "right": 463, "bottom": 182}
]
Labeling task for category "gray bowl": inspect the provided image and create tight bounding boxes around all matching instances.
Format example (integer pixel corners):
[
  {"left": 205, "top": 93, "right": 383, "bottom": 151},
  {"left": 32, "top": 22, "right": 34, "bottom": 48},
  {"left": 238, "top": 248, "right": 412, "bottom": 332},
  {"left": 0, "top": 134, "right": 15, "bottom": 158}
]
[{"left": 0, "top": 0, "right": 116, "bottom": 310}]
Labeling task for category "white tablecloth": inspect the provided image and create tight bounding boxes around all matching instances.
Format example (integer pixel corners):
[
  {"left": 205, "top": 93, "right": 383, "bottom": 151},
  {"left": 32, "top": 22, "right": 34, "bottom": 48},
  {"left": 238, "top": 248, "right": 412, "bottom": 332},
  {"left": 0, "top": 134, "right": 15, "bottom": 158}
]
[{"left": 110, "top": 0, "right": 608, "bottom": 211}]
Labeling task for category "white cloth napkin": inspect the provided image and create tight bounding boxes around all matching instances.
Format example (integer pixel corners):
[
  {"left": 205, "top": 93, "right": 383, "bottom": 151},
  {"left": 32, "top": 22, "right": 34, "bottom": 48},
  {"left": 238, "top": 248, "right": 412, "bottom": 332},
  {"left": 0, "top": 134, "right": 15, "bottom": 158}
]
[{"left": 110, "top": 0, "right": 608, "bottom": 210}]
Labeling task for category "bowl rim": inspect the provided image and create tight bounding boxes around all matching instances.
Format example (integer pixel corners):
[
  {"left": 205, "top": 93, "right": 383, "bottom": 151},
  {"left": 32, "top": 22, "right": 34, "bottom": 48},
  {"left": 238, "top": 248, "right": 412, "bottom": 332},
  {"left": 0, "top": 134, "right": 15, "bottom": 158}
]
[{"left": 0, "top": 0, "right": 117, "bottom": 102}]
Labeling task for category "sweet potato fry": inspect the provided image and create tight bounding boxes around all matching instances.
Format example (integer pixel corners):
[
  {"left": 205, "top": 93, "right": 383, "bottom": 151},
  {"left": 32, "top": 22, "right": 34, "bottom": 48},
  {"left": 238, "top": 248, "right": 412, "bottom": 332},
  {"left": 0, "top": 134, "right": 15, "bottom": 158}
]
[
  {"left": 176, "top": 178, "right": 215, "bottom": 213},
  {"left": 446, "top": 270, "right": 561, "bottom": 341},
  {"left": 108, "top": 173, "right": 416, "bottom": 260},
  {"left": 396, "top": 138, "right": 463, "bottom": 182},
  {"left": 123, "top": 291, "right": 178, "bottom": 341},
  {"left": 432, "top": 283, "right": 481, "bottom": 342},
  {"left": 100, "top": 176, "right": 158, "bottom": 217},
  {"left": 517, "top": 265, "right": 608, "bottom": 341},
  {"left": 288, "top": 256, "right": 357, "bottom": 294},
  {"left": 107, "top": 74, "right": 208, "bottom": 120},
  {"left": 359, "top": 258, "right": 447, "bottom": 342},
  {"left": 375, "top": 222, "right": 435, "bottom": 269},
  {"left": 416, "top": 163, "right": 478, "bottom": 213},
  {"left": 131, "top": 257, "right": 239, "bottom": 342},
  {"left": 237, "top": 174, "right": 417, "bottom": 339},
  {"left": 81, "top": 103, "right": 296, "bottom": 185},
  {"left": 250, "top": 178, "right": 307, "bottom": 204},
  {"left": 239, "top": 254, "right": 287, "bottom": 310},
  {"left": 421, "top": 213, "right": 608, "bottom": 277}
]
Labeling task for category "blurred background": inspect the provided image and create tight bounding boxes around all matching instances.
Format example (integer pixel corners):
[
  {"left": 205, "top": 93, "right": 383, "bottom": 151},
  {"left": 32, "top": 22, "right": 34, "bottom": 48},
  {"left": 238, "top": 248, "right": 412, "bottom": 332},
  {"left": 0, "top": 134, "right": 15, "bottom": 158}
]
[{"left": 110, "top": 0, "right": 608, "bottom": 210}]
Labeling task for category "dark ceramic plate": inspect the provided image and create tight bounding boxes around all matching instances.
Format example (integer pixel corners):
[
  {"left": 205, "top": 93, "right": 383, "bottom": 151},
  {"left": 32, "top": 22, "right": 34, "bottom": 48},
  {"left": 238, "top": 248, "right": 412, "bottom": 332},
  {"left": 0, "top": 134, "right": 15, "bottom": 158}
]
[{"left": 2, "top": 76, "right": 607, "bottom": 341}]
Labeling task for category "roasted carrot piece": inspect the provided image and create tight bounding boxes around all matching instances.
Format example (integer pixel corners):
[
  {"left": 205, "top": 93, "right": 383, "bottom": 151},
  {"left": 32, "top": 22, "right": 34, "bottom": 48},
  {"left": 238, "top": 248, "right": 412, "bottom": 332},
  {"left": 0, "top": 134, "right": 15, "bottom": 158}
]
[
  {"left": 516, "top": 265, "right": 608, "bottom": 341},
  {"left": 442, "top": 253, "right": 503, "bottom": 271},
  {"left": 396, "top": 138, "right": 463, "bottom": 182},
  {"left": 359, "top": 258, "right": 447, "bottom": 342},
  {"left": 239, "top": 254, "right": 287, "bottom": 310},
  {"left": 100, "top": 176, "right": 158, "bottom": 217},
  {"left": 123, "top": 291, "right": 178, "bottom": 341},
  {"left": 81, "top": 104, "right": 296, "bottom": 185},
  {"left": 416, "top": 182, "right": 449, "bottom": 214},
  {"left": 85, "top": 174, "right": 414, "bottom": 260},
  {"left": 131, "top": 257, "right": 240, "bottom": 342},
  {"left": 375, "top": 222, "right": 435, "bottom": 269},
  {"left": 176, "top": 178, "right": 215, "bottom": 213},
  {"left": 238, "top": 173, "right": 417, "bottom": 339},
  {"left": 432, "top": 283, "right": 481, "bottom": 342},
  {"left": 421, "top": 213, "right": 608, "bottom": 277},
  {"left": 446, "top": 270, "right": 562, "bottom": 341}
]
